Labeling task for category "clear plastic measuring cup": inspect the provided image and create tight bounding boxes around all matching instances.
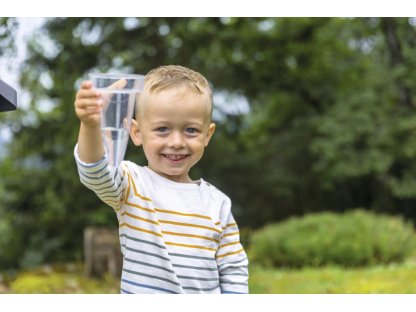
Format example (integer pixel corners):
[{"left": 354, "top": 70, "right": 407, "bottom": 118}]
[{"left": 89, "top": 73, "right": 145, "bottom": 167}]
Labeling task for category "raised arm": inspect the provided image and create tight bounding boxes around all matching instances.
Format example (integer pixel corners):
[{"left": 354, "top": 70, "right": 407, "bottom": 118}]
[
  {"left": 74, "top": 79, "right": 130, "bottom": 212},
  {"left": 74, "top": 80, "right": 105, "bottom": 163}
]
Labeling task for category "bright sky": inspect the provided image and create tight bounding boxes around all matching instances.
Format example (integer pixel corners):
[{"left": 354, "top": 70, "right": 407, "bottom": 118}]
[
  {"left": 0, "top": 18, "right": 45, "bottom": 91},
  {"left": 0, "top": 18, "right": 46, "bottom": 146}
]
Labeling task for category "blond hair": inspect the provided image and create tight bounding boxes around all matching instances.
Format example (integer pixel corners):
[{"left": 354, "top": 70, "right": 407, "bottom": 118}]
[
  {"left": 136, "top": 65, "right": 213, "bottom": 120},
  {"left": 144, "top": 65, "right": 212, "bottom": 98}
]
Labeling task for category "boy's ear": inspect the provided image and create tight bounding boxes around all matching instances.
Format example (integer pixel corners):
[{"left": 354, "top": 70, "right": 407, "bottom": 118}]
[
  {"left": 204, "top": 123, "right": 216, "bottom": 147},
  {"left": 130, "top": 119, "right": 142, "bottom": 146}
]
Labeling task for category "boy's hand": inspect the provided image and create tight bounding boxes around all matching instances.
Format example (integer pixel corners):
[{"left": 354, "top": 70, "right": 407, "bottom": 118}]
[
  {"left": 74, "top": 80, "right": 103, "bottom": 128},
  {"left": 75, "top": 78, "right": 130, "bottom": 163},
  {"left": 74, "top": 79, "right": 128, "bottom": 128}
]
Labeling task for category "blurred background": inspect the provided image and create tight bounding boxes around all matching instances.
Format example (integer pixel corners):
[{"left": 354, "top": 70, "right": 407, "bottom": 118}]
[{"left": 1, "top": 17, "right": 416, "bottom": 293}]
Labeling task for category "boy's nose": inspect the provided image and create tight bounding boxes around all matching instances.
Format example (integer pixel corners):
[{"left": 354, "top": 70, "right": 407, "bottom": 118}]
[{"left": 168, "top": 131, "right": 185, "bottom": 149}]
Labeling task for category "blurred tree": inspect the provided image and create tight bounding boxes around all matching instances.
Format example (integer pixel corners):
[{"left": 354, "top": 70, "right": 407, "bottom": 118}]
[
  {"left": 0, "top": 17, "right": 18, "bottom": 58},
  {"left": 2, "top": 17, "right": 416, "bottom": 269},
  {"left": 0, "top": 17, "right": 19, "bottom": 269},
  {"left": 310, "top": 18, "right": 416, "bottom": 219}
]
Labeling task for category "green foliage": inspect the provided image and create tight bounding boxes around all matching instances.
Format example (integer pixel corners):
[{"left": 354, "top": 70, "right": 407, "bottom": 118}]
[
  {"left": 0, "top": 212, "right": 23, "bottom": 268},
  {"left": 250, "top": 210, "right": 416, "bottom": 268},
  {"left": 3, "top": 17, "right": 416, "bottom": 270},
  {"left": 0, "top": 17, "right": 18, "bottom": 58}
]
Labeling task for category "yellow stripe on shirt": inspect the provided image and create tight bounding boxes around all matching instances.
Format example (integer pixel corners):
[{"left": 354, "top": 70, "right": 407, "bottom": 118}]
[
  {"left": 165, "top": 242, "right": 216, "bottom": 252},
  {"left": 223, "top": 223, "right": 237, "bottom": 229},
  {"left": 159, "top": 219, "right": 222, "bottom": 234},
  {"left": 223, "top": 231, "right": 239, "bottom": 238},
  {"left": 216, "top": 248, "right": 244, "bottom": 259},
  {"left": 129, "top": 173, "right": 152, "bottom": 201},
  {"left": 155, "top": 208, "right": 212, "bottom": 220},
  {"left": 218, "top": 241, "right": 240, "bottom": 249},
  {"left": 125, "top": 200, "right": 155, "bottom": 213},
  {"left": 122, "top": 212, "right": 159, "bottom": 225},
  {"left": 120, "top": 222, "right": 162, "bottom": 237},
  {"left": 162, "top": 231, "right": 219, "bottom": 243}
]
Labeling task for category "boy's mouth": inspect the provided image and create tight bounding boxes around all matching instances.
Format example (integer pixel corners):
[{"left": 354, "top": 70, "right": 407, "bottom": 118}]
[{"left": 162, "top": 154, "right": 189, "bottom": 162}]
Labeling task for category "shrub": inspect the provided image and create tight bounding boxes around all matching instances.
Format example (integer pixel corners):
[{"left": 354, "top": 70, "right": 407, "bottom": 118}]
[
  {"left": 8, "top": 264, "right": 119, "bottom": 294},
  {"left": 249, "top": 209, "right": 416, "bottom": 268}
]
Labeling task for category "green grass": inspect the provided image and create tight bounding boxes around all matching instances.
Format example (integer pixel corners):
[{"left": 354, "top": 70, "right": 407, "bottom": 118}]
[
  {"left": 249, "top": 261, "right": 416, "bottom": 294},
  {"left": 0, "top": 263, "right": 119, "bottom": 294},
  {"left": 2, "top": 261, "right": 416, "bottom": 293}
]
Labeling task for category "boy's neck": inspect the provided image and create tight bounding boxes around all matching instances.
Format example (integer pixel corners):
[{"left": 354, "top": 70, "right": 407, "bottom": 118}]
[{"left": 146, "top": 166, "right": 199, "bottom": 184}]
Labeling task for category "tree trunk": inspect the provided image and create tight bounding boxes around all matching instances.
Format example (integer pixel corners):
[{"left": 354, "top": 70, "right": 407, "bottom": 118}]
[{"left": 380, "top": 17, "right": 413, "bottom": 107}]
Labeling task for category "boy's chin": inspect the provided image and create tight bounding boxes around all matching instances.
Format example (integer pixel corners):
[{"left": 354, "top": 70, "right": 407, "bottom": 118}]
[
  {"left": 163, "top": 170, "right": 191, "bottom": 183},
  {"left": 149, "top": 165, "right": 189, "bottom": 181}
]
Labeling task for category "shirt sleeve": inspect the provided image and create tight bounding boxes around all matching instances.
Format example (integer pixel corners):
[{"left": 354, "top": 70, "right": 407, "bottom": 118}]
[
  {"left": 216, "top": 197, "right": 249, "bottom": 294},
  {"left": 74, "top": 144, "right": 128, "bottom": 212}
]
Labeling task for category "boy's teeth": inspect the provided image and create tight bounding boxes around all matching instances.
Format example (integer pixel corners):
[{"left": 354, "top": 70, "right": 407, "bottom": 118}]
[{"left": 166, "top": 154, "right": 185, "bottom": 160}]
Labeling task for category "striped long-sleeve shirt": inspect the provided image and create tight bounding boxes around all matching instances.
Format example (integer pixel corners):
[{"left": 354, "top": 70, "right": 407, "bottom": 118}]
[{"left": 75, "top": 146, "right": 249, "bottom": 294}]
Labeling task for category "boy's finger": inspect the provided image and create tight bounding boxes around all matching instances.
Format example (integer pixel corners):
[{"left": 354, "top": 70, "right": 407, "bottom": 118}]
[
  {"left": 77, "top": 98, "right": 103, "bottom": 109},
  {"left": 85, "top": 105, "right": 101, "bottom": 113},
  {"left": 99, "top": 79, "right": 127, "bottom": 108},
  {"left": 81, "top": 80, "right": 92, "bottom": 89},
  {"left": 77, "top": 105, "right": 102, "bottom": 118},
  {"left": 76, "top": 89, "right": 101, "bottom": 100},
  {"left": 108, "top": 79, "right": 127, "bottom": 91}
]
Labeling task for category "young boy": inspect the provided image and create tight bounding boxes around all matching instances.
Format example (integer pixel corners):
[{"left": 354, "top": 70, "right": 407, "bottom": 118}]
[{"left": 74, "top": 65, "right": 249, "bottom": 294}]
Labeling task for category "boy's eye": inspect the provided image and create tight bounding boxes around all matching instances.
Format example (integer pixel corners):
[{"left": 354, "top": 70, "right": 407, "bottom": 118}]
[
  {"left": 185, "top": 128, "right": 198, "bottom": 134},
  {"left": 156, "top": 127, "right": 169, "bottom": 133}
]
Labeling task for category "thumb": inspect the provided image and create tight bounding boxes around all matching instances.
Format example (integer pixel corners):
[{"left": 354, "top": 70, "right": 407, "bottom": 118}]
[
  {"left": 109, "top": 79, "right": 128, "bottom": 91},
  {"left": 101, "top": 79, "right": 128, "bottom": 109}
]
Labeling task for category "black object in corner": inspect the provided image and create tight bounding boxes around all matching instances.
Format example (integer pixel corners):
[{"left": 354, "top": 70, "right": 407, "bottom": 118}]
[{"left": 0, "top": 79, "right": 17, "bottom": 112}]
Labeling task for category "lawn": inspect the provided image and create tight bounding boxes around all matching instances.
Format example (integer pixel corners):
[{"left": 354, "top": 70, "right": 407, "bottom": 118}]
[
  {"left": 0, "top": 263, "right": 119, "bottom": 294},
  {"left": 1, "top": 261, "right": 416, "bottom": 294},
  {"left": 249, "top": 261, "right": 416, "bottom": 294}
]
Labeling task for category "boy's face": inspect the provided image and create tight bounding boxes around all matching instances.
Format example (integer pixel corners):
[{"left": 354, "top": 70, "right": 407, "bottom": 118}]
[{"left": 130, "top": 87, "right": 215, "bottom": 183}]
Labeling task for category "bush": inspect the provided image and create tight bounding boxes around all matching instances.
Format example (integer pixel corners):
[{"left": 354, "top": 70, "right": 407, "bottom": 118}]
[
  {"left": 249, "top": 209, "right": 416, "bottom": 268},
  {"left": 7, "top": 263, "right": 119, "bottom": 294}
]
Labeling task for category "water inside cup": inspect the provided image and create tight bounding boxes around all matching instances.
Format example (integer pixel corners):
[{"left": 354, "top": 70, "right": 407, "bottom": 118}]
[{"left": 89, "top": 73, "right": 144, "bottom": 167}]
